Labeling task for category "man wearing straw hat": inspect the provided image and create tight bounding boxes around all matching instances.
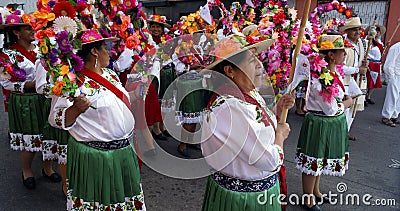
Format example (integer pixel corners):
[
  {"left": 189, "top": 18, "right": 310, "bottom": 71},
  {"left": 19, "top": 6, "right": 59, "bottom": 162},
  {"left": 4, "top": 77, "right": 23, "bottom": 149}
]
[{"left": 339, "top": 17, "right": 369, "bottom": 140}]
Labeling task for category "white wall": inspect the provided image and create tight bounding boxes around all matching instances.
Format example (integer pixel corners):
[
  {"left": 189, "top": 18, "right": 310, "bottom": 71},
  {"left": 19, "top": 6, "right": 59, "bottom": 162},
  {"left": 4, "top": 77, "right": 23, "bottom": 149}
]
[{"left": 0, "top": 0, "right": 37, "bottom": 13}]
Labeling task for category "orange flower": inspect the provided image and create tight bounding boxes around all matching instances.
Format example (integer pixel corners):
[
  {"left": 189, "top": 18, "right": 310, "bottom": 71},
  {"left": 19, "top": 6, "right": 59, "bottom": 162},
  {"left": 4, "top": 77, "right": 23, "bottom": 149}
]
[
  {"left": 22, "top": 14, "right": 31, "bottom": 23},
  {"left": 320, "top": 40, "right": 335, "bottom": 49},
  {"left": 126, "top": 35, "right": 140, "bottom": 49},
  {"left": 52, "top": 81, "right": 66, "bottom": 96},
  {"left": 60, "top": 65, "right": 70, "bottom": 76},
  {"left": 33, "top": 8, "right": 55, "bottom": 22}
]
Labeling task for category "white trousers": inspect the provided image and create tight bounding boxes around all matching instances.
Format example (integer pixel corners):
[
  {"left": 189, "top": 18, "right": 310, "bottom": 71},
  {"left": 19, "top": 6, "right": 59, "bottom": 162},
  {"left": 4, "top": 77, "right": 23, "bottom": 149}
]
[
  {"left": 381, "top": 75, "right": 400, "bottom": 119},
  {"left": 345, "top": 108, "right": 355, "bottom": 131}
]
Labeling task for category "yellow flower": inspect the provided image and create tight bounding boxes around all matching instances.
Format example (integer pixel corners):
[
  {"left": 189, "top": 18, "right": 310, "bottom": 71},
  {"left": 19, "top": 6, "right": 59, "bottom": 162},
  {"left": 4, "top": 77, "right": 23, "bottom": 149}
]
[
  {"left": 319, "top": 72, "right": 333, "bottom": 85},
  {"left": 60, "top": 65, "right": 70, "bottom": 76},
  {"left": 40, "top": 42, "right": 48, "bottom": 54}
]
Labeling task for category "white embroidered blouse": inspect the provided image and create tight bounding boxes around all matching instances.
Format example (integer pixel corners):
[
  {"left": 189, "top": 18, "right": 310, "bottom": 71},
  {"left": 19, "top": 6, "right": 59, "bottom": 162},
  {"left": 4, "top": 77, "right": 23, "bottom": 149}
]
[
  {"left": 201, "top": 91, "right": 284, "bottom": 181},
  {"left": 48, "top": 68, "right": 134, "bottom": 142}
]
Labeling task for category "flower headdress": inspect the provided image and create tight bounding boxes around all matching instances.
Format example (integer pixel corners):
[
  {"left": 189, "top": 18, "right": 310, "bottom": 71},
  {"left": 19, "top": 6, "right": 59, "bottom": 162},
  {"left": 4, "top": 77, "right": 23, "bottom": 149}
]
[
  {"left": 308, "top": 34, "right": 350, "bottom": 103},
  {"left": 0, "top": 6, "right": 33, "bottom": 29},
  {"left": 147, "top": 14, "right": 171, "bottom": 28}
]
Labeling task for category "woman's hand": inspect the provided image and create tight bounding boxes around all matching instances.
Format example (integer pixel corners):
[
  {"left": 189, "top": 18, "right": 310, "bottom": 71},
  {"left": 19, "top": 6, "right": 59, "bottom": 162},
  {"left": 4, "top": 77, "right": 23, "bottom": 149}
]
[
  {"left": 23, "top": 81, "right": 36, "bottom": 93},
  {"left": 274, "top": 123, "right": 291, "bottom": 148},
  {"left": 277, "top": 93, "right": 295, "bottom": 110},
  {"left": 71, "top": 94, "right": 92, "bottom": 114},
  {"left": 64, "top": 94, "right": 92, "bottom": 127},
  {"left": 342, "top": 95, "right": 353, "bottom": 108},
  {"left": 273, "top": 92, "right": 295, "bottom": 119}
]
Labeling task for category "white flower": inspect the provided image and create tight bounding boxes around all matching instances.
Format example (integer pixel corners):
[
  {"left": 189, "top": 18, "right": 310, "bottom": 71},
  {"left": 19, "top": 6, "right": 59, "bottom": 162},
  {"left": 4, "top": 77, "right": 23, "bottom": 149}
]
[
  {"left": 49, "top": 37, "right": 57, "bottom": 45},
  {"left": 0, "top": 8, "right": 10, "bottom": 24},
  {"left": 282, "top": 20, "right": 291, "bottom": 29},
  {"left": 57, "top": 76, "right": 64, "bottom": 81},
  {"left": 0, "top": 68, "right": 11, "bottom": 80},
  {"left": 53, "top": 16, "right": 78, "bottom": 37}
]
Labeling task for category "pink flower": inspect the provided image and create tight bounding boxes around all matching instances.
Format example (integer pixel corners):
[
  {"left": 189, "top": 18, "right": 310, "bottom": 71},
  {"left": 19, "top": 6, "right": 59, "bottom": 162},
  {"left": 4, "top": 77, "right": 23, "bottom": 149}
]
[
  {"left": 214, "top": 38, "right": 241, "bottom": 60},
  {"left": 67, "top": 72, "right": 76, "bottom": 84},
  {"left": 308, "top": 53, "right": 328, "bottom": 73},
  {"left": 6, "top": 14, "right": 21, "bottom": 24},
  {"left": 141, "top": 75, "right": 148, "bottom": 83}
]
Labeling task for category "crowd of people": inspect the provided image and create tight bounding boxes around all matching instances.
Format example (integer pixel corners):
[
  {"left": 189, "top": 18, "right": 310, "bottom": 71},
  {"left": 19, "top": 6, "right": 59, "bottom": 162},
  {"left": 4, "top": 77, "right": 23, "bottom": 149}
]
[{"left": 0, "top": 0, "right": 399, "bottom": 211}]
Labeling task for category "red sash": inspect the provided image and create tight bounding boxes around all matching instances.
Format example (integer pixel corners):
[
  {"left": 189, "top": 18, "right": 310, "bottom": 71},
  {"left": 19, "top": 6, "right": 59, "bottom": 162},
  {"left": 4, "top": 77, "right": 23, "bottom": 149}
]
[
  {"left": 80, "top": 68, "right": 131, "bottom": 111},
  {"left": 331, "top": 72, "right": 345, "bottom": 92},
  {"left": 9, "top": 43, "right": 36, "bottom": 63}
]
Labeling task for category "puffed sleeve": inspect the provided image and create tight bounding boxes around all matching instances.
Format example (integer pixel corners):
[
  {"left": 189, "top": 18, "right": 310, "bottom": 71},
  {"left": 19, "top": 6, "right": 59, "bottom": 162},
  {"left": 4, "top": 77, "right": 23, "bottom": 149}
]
[
  {"left": 35, "top": 60, "right": 52, "bottom": 96},
  {"left": 48, "top": 96, "right": 74, "bottom": 130},
  {"left": 203, "top": 99, "right": 284, "bottom": 172},
  {"left": 307, "top": 78, "right": 345, "bottom": 116}
]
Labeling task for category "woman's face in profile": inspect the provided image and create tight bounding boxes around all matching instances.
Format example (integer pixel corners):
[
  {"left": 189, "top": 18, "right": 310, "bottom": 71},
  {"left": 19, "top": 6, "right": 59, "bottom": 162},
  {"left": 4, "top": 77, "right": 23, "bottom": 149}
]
[
  {"left": 232, "top": 48, "right": 264, "bottom": 92},
  {"left": 14, "top": 25, "right": 35, "bottom": 43},
  {"left": 97, "top": 42, "right": 110, "bottom": 68}
]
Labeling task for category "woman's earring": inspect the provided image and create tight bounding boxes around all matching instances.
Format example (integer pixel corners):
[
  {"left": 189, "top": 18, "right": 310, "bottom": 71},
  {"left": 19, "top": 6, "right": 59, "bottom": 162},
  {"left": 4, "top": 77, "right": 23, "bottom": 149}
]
[{"left": 95, "top": 57, "right": 99, "bottom": 69}]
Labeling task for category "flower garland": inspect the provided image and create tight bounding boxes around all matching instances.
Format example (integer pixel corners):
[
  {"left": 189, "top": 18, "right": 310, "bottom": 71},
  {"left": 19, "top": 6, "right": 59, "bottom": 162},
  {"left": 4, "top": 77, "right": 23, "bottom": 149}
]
[
  {"left": 34, "top": 0, "right": 90, "bottom": 98},
  {"left": 310, "top": 0, "right": 357, "bottom": 25},
  {"left": 257, "top": 0, "right": 297, "bottom": 90}
]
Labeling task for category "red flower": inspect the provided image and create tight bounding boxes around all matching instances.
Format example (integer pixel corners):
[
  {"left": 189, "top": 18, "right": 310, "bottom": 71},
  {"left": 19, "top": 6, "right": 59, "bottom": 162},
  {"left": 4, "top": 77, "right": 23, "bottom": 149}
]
[
  {"left": 34, "top": 138, "right": 41, "bottom": 147},
  {"left": 322, "top": 158, "right": 328, "bottom": 166},
  {"left": 338, "top": 6, "right": 345, "bottom": 13},
  {"left": 116, "top": 207, "right": 122, "bottom": 211},
  {"left": 311, "top": 161, "right": 318, "bottom": 171},
  {"left": 273, "top": 11, "right": 286, "bottom": 24},
  {"left": 134, "top": 199, "right": 143, "bottom": 210},
  {"left": 87, "top": 80, "right": 100, "bottom": 89},
  {"left": 105, "top": 206, "right": 111, "bottom": 211},
  {"left": 51, "top": 145, "right": 58, "bottom": 154},
  {"left": 53, "top": 1, "right": 76, "bottom": 19},
  {"left": 302, "top": 156, "right": 307, "bottom": 164},
  {"left": 15, "top": 137, "right": 20, "bottom": 146},
  {"left": 111, "top": 74, "right": 119, "bottom": 82},
  {"left": 335, "top": 163, "right": 342, "bottom": 172},
  {"left": 73, "top": 198, "right": 82, "bottom": 208}
]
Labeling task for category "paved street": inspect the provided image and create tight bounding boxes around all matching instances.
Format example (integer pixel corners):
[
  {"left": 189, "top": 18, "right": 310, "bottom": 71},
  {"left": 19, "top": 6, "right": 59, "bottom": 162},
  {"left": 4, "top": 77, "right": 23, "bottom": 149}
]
[{"left": 0, "top": 86, "right": 399, "bottom": 211}]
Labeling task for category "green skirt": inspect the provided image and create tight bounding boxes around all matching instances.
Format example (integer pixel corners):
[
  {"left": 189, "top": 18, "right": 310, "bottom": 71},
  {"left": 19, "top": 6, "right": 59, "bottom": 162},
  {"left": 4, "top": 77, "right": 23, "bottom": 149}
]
[
  {"left": 295, "top": 112, "right": 349, "bottom": 176},
  {"left": 175, "top": 75, "right": 209, "bottom": 123},
  {"left": 8, "top": 92, "right": 45, "bottom": 152},
  {"left": 202, "top": 176, "right": 281, "bottom": 211},
  {"left": 41, "top": 98, "right": 70, "bottom": 163},
  {"left": 66, "top": 137, "right": 145, "bottom": 210},
  {"left": 159, "top": 65, "right": 176, "bottom": 100}
]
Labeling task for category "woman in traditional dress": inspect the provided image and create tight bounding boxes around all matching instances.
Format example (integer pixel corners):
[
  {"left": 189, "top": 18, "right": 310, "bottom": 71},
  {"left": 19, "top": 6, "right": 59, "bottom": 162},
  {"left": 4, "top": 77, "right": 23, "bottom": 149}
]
[
  {"left": 0, "top": 7, "right": 61, "bottom": 189},
  {"left": 295, "top": 35, "right": 353, "bottom": 211},
  {"left": 201, "top": 33, "right": 294, "bottom": 210},
  {"left": 48, "top": 29, "right": 145, "bottom": 210}
]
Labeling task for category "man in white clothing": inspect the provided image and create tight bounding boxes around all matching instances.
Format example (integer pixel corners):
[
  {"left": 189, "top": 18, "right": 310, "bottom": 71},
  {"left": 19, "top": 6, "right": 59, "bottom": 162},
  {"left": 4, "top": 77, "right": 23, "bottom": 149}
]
[
  {"left": 381, "top": 42, "right": 400, "bottom": 127},
  {"left": 339, "top": 17, "right": 369, "bottom": 140}
]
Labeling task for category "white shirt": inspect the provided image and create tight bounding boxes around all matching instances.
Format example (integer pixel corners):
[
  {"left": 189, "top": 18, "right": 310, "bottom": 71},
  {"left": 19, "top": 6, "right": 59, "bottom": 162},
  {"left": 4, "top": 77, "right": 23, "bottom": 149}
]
[
  {"left": 0, "top": 49, "right": 36, "bottom": 92},
  {"left": 368, "top": 46, "right": 382, "bottom": 61},
  {"left": 201, "top": 92, "right": 283, "bottom": 181},
  {"left": 384, "top": 42, "right": 400, "bottom": 79},
  {"left": 49, "top": 68, "right": 135, "bottom": 142},
  {"left": 306, "top": 68, "right": 346, "bottom": 116}
]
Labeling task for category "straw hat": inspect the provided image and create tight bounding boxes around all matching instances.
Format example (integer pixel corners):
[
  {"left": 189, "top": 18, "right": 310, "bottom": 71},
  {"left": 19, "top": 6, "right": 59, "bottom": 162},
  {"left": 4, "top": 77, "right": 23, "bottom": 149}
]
[
  {"left": 0, "top": 7, "right": 31, "bottom": 29},
  {"left": 365, "top": 24, "right": 386, "bottom": 35},
  {"left": 206, "top": 33, "right": 273, "bottom": 70},
  {"left": 77, "top": 29, "right": 119, "bottom": 45},
  {"left": 339, "top": 17, "right": 367, "bottom": 32},
  {"left": 147, "top": 14, "right": 171, "bottom": 28},
  {"left": 242, "top": 24, "right": 258, "bottom": 36},
  {"left": 318, "top": 34, "right": 353, "bottom": 50}
]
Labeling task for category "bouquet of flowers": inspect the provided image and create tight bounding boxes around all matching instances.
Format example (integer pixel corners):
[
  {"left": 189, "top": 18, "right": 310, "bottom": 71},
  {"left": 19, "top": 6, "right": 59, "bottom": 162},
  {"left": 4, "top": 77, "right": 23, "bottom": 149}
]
[{"left": 34, "top": 0, "right": 89, "bottom": 98}]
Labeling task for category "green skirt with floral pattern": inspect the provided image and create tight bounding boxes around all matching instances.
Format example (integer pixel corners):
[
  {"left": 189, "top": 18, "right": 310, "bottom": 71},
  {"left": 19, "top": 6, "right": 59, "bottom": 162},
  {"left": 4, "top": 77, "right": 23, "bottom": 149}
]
[
  {"left": 66, "top": 136, "right": 145, "bottom": 211},
  {"left": 8, "top": 92, "right": 45, "bottom": 152},
  {"left": 295, "top": 112, "right": 349, "bottom": 176},
  {"left": 41, "top": 98, "right": 70, "bottom": 163},
  {"left": 202, "top": 176, "right": 281, "bottom": 211}
]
